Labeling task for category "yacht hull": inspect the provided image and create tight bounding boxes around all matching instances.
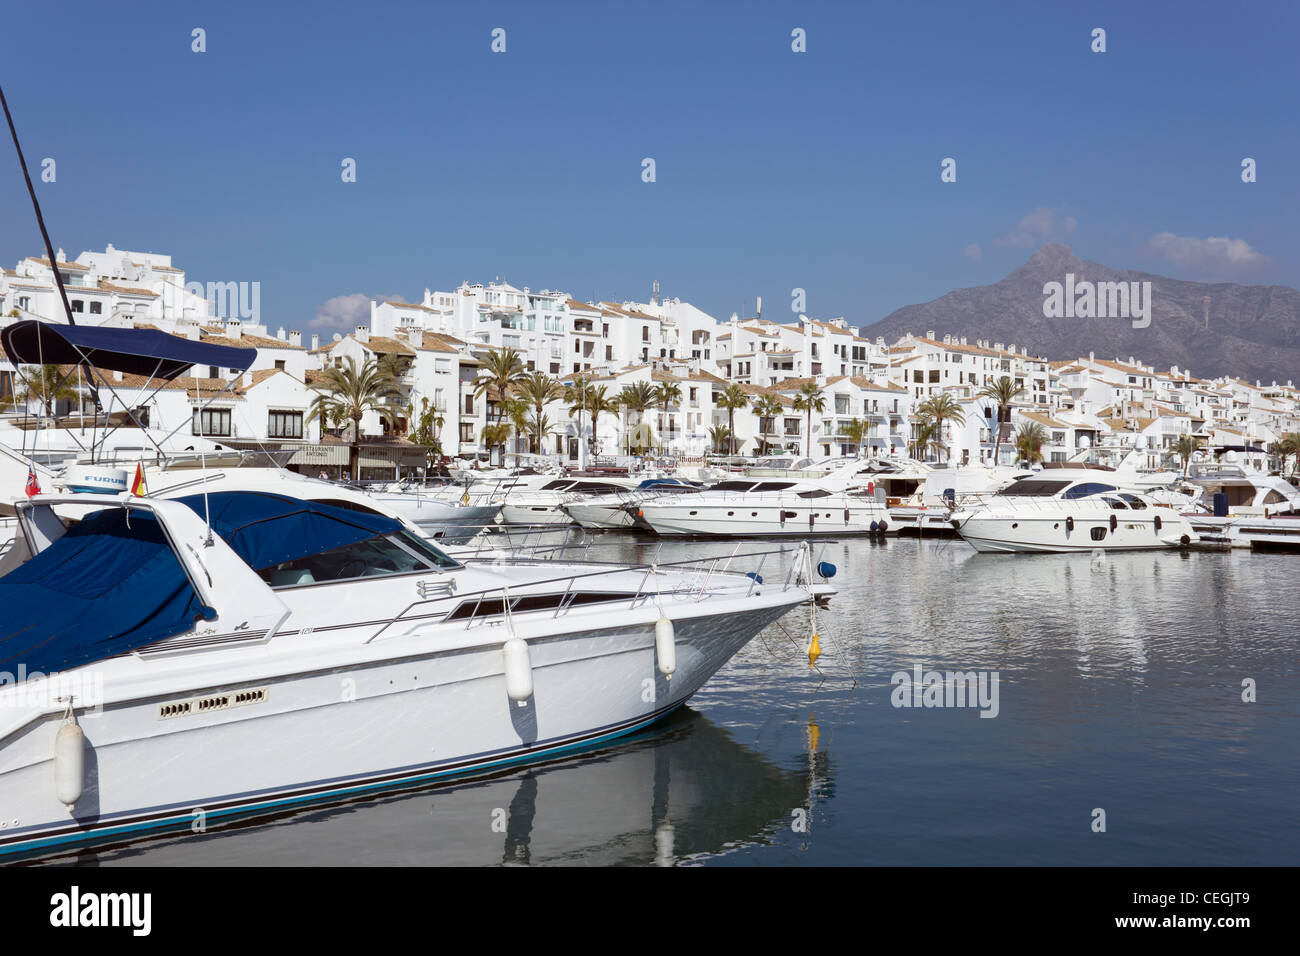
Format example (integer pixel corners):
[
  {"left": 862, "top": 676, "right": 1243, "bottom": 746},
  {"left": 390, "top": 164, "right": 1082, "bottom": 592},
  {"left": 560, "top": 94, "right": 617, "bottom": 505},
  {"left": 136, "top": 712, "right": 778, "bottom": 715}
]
[
  {"left": 638, "top": 500, "right": 888, "bottom": 537},
  {"left": 0, "top": 598, "right": 795, "bottom": 859},
  {"left": 563, "top": 500, "right": 638, "bottom": 530},
  {"left": 954, "top": 512, "right": 1196, "bottom": 553}
]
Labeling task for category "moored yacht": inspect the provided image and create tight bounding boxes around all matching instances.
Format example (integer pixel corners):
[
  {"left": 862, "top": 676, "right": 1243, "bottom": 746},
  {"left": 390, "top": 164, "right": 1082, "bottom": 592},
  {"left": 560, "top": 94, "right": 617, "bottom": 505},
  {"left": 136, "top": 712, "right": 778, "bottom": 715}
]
[
  {"left": 500, "top": 475, "right": 640, "bottom": 526},
  {"left": 949, "top": 473, "right": 1197, "bottom": 552},
  {"left": 636, "top": 470, "right": 889, "bottom": 537},
  {"left": 563, "top": 477, "right": 702, "bottom": 530},
  {"left": 0, "top": 488, "right": 809, "bottom": 858}
]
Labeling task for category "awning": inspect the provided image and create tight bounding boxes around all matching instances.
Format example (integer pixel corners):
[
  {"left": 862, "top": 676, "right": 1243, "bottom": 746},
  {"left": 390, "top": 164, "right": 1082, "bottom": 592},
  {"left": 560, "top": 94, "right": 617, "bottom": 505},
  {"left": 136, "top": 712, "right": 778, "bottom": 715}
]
[{"left": 1, "top": 320, "right": 256, "bottom": 380}]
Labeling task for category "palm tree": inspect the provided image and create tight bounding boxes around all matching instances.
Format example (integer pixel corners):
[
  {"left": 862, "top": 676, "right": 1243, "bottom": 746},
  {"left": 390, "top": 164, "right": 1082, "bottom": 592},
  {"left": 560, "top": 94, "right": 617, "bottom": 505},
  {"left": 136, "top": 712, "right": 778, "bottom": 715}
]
[
  {"left": 841, "top": 418, "right": 871, "bottom": 457},
  {"left": 481, "top": 422, "right": 513, "bottom": 466},
  {"left": 617, "top": 381, "right": 657, "bottom": 454},
  {"left": 17, "top": 364, "right": 79, "bottom": 417},
  {"left": 1015, "top": 422, "right": 1048, "bottom": 464},
  {"left": 1172, "top": 434, "right": 1203, "bottom": 473},
  {"left": 916, "top": 393, "right": 967, "bottom": 463},
  {"left": 791, "top": 382, "right": 826, "bottom": 456},
  {"left": 1264, "top": 432, "right": 1299, "bottom": 475},
  {"left": 306, "top": 356, "right": 404, "bottom": 479},
  {"left": 512, "top": 372, "right": 563, "bottom": 457},
  {"left": 472, "top": 348, "right": 526, "bottom": 423},
  {"left": 715, "top": 384, "right": 750, "bottom": 455},
  {"left": 376, "top": 351, "right": 411, "bottom": 383},
  {"left": 911, "top": 419, "right": 937, "bottom": 461},
  {"left": 503, "top": 398, "right": 532, "bottom": 464},
  {"left": 564, "top": 374, "right": 594, "bottom": 461},
  {"left": 751, "top": 395, "right": 782, "bottom": 455},
  {"left": 653, "top": 381, "right": 683, "bottom": 454},
  {"left": 411, "top": 397, "right": 446, "bottom": 454},
  {"left": 587, "top": 385, "right": 617, "bottom": 457},
  {"left": 708, "top": 424, "right": 733, "bottom": 454},
  {"left": 977, "top": 376, "right": 1025, "bottom": 465}
]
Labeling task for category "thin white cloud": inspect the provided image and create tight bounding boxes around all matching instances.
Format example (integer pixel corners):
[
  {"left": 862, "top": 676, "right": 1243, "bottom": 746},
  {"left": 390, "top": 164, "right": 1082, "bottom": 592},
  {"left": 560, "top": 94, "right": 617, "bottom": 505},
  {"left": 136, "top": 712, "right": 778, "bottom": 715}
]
[
  {"left": 993, "top": 206, "right": 1077, "bottom": 247},
  {"left": 1145, "top": 232, "right": 1268, "bottom": 271},
  {"left": 961, "top": 243, "right": 982, "bottom": 261},
  {"left": 308, "top": 292, "right": 409, "bottom": 331}
]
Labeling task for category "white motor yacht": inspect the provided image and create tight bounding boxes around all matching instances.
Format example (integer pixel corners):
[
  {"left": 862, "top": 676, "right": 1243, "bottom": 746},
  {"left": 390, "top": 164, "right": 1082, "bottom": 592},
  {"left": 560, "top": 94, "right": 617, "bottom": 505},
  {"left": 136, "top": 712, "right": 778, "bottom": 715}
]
[
  {"left": 635, "top": 468, "right": 889, "bottom": 537},
  {"left": 0, "top": 487, "right": 809, "bottom": 859},
  {"left": 563, "top": 478, "right": 703, "bottom": 531},
  {"left": 949, "top": 472, "right": 1198, "bottom": 552},
  {"left": 500, "top": 475, "right": 640, "bottom": 526}
]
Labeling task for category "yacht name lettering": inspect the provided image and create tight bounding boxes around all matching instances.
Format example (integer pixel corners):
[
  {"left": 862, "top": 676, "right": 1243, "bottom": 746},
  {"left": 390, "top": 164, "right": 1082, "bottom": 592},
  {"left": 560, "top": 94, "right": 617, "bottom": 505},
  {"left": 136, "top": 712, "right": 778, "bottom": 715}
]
[
  {"left": 891, "top": 664, "right": 1000, "bottom": 718},
  {"left": 49, "top": 886, "right": 152, "bottom": 936}
]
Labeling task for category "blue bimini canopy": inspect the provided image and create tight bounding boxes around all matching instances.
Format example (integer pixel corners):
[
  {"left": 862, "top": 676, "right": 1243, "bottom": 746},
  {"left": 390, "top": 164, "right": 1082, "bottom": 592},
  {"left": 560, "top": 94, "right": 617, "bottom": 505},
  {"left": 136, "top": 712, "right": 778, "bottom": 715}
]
[
  {"left": 171, "top": 491, "right": 403, "bottom": 569},
  {"left": 0, "top": 492, "right": 403, "bottom": 680},
  {"left": 0, "top": 320, "right": 256, "bottom": 380}
]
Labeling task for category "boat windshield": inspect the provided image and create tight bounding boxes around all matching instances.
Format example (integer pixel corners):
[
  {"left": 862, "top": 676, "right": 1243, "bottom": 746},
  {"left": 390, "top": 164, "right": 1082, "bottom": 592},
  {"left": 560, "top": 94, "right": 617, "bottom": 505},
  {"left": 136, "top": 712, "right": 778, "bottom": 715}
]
[
  {"left": 1061, "top": 482, "right": 1119, "bottom": 499},
  {"left": 260, "top": 531, "right": 460, "bottom": 587},
  {"left": 999, "top": 479, "right": 1072, "bottom": 496}
]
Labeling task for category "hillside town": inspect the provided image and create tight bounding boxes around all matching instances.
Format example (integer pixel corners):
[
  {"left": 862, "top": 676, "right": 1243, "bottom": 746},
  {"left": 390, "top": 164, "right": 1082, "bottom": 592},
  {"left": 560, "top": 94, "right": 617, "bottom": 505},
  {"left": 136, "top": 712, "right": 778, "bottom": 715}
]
[{"left": 3, "top": 244, "right": 1298, "bottom": 479}]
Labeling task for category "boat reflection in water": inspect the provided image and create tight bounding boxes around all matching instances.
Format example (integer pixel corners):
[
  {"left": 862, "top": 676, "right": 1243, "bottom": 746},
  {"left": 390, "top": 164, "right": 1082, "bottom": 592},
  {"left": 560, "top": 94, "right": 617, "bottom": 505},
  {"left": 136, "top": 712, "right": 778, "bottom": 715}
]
[{"left": 34, "top": 707, "right": 826, "bottom": 867}]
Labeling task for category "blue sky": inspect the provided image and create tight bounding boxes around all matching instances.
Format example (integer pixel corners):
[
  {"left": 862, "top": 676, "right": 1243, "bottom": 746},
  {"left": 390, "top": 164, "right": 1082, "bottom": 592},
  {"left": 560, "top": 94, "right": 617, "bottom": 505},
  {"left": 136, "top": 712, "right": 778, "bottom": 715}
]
[{"left": 2, "top": 0, "right": 1297, "bottom": 334}]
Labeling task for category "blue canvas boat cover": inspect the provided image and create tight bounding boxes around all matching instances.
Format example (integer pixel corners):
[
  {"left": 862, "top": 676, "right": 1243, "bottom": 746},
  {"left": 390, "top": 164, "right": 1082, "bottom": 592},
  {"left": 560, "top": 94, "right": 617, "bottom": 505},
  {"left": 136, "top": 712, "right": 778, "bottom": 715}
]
[
  {"left": 0, "top": 492, "right": 403, "bottom": 679},
  {"left": 1, "top": 320, "right": 257, "bottom": 380}
]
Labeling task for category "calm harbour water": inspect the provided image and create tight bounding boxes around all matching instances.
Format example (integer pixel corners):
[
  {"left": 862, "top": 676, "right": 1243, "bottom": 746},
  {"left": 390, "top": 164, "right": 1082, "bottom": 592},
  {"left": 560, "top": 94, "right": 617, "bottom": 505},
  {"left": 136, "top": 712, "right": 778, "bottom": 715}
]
[{"left": 38, "top": 533, "right": 1298, "bottom": 867}]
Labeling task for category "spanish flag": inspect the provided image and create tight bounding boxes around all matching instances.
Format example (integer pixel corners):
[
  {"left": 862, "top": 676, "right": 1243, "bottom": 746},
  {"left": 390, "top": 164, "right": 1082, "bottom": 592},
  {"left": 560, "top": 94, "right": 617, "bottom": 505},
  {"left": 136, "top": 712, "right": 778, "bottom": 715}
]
[{"left": 131, "top": 463, "right": 146, "bottom": 497}]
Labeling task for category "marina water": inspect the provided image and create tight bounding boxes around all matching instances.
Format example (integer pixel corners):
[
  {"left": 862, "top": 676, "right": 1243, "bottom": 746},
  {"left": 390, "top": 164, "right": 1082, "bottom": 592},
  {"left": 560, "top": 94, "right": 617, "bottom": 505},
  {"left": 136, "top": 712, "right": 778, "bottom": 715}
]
[{"left": 36, "top": 534, "right": 1297, "bottom": 867}]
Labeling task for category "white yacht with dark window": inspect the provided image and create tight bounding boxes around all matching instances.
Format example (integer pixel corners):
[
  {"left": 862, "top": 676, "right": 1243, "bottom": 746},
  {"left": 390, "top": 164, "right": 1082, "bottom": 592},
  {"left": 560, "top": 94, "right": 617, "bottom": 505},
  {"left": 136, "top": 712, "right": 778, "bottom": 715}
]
[
  {"left": 635, "top": 467, "right": 889, "bottom": 537},
  {"left": 948, "top": 473, "right": 1198, "bottom": 552},
  {"left": 500, "top": 475, "right": 640, "bottom": 526}
]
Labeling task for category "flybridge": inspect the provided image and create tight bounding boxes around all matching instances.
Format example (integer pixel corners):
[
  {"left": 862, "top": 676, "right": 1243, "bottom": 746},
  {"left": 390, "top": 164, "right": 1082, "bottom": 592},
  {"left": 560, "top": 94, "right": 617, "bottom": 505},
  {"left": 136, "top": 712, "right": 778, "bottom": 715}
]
[{"left": 1041, "top": 273, "right": 1153, "bottom": 329}]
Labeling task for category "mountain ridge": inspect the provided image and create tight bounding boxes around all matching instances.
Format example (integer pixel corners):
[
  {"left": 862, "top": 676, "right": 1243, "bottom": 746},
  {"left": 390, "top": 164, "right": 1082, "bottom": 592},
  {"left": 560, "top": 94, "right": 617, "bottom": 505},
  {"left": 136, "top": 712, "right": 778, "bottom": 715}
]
[{"left": 858, "top": 245, "right": 1300, "bottom": 384}]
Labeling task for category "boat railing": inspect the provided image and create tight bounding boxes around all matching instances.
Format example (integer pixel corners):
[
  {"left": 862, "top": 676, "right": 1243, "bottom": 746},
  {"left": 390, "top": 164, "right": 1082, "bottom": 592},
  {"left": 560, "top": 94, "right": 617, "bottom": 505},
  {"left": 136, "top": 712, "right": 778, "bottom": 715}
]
[{"left": 369, "top": 544, "right": 810, "bottom": 640}]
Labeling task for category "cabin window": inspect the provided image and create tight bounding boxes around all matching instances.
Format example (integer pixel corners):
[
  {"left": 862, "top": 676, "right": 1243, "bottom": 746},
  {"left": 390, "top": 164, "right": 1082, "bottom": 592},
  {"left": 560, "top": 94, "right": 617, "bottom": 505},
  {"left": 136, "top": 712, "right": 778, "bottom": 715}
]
[
  {"left": 1062, "top": 482, "right": 1118, "bottom": 500},
  {"left": 1119, "top": 494, "right": 1147, "bottom": 510},
  {"left": 89, "top": 301, "right": 102, "bottom": 315}
]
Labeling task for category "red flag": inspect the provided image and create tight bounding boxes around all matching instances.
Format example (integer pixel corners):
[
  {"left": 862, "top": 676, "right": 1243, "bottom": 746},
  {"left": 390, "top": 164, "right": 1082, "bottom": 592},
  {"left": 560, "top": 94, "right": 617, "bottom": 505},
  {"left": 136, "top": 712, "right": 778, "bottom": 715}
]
[
  {"left": 131, "top": 463, "right": 146, "bottom": 496},
  {"left": 25, "top": 466, "right": 40, "bottom": 498}
]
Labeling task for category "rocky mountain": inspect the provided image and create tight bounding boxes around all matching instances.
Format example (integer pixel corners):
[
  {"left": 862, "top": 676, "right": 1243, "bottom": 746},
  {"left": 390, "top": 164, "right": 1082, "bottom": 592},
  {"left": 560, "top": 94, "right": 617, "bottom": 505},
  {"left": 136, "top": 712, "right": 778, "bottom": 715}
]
[{"left": 859, "top": 244, "right": 1300, "bottom": 384}]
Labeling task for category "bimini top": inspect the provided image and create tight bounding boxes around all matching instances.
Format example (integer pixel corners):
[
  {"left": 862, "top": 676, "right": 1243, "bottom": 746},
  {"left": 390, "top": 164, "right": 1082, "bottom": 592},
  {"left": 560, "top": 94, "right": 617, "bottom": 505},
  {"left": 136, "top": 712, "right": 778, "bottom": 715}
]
[
  {"left": 0, "top": 320, "right": 257, "bottom": 380},
  {"left": 0, "top": 492, "right": 403, "bottom": 679}
]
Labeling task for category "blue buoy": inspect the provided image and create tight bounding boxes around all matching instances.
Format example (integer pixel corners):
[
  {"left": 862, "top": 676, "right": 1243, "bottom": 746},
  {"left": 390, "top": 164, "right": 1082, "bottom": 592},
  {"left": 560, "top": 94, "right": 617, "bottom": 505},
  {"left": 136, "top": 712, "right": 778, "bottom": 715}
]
[
  {"left": 869, "top": 521, "right": 879, "bottom": 532},
  {"left": 816, "top": 561, "right": 837, "bottom": 579}
]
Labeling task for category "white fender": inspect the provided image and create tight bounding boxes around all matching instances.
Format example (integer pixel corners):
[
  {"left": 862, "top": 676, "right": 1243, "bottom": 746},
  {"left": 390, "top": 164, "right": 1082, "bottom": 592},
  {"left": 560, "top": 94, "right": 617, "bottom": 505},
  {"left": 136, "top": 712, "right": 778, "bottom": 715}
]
[
  {"left": 54, "top": 718, "right": 85, "bottom": 806},
  {"left": 502, "top": 638, "right": 533, "bottom": 706},
  {"left": 655, "top": 616, "right": 676, "bottom": 680}
]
